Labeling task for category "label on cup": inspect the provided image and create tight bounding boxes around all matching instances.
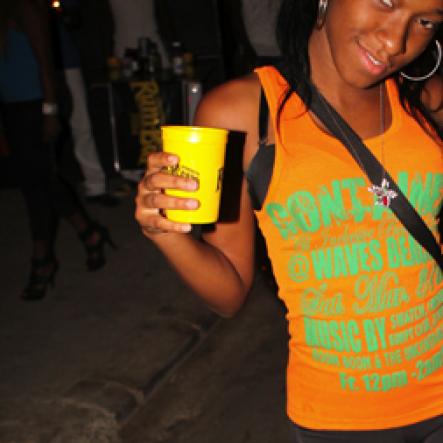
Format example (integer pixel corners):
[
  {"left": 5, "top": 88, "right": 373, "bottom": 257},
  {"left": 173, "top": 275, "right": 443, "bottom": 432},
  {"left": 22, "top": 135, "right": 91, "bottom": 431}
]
[
  {"left": 165, "top": 163, "right": 224, "bottom": 193},
  {"left": 164, "top": 163, "right": 225, "bottom": 223},
  {"left": 166, "top": 163, "right": 200, "bottom": 185}
]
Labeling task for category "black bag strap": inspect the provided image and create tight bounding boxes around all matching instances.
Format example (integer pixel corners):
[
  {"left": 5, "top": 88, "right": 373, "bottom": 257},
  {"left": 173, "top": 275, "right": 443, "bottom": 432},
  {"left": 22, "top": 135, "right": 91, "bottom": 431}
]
[
  {"left": 259, "top": 87, "right": 269, "bottom": 143},
  {"left": 245, "top": 87, "right": 275, "bottom": 210},
  {"left": 308, "top": 86, "right": 443, "bottom": 271}
]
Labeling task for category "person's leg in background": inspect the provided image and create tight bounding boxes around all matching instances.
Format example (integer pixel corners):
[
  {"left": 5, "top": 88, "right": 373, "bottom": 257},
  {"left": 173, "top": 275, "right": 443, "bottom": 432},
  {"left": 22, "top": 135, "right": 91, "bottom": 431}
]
[
  {"left": 2, "top": 100, "right": 115, "bottom": 300},
  {"left": 3, "top": 101, "right": 59, "bottom": 259},
  {"left": 63, "top": 67, "right": 118, "bottom": 206}
]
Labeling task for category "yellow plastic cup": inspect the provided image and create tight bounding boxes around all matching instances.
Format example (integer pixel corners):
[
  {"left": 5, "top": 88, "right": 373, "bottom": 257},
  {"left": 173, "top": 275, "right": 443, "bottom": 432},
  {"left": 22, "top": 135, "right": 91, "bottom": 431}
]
[{"left": 161, "top": 125, "right": 228, "bottom": 224}]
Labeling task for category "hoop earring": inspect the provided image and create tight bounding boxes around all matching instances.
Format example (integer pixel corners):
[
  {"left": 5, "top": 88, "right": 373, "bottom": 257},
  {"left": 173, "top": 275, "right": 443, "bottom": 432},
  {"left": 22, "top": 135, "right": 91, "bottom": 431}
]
[
  {"left": 316, "top": 0, "right": 329, "bottom": 29},
  {"left": 400, "top": 40, "right": 442, "bottom": 82}
]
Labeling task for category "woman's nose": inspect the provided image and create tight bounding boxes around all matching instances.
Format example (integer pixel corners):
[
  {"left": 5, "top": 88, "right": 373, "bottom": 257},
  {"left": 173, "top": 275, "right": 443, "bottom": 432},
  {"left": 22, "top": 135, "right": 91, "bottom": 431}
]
[{"left": 376, "top": 22, "right": 408, "bottom": 58}]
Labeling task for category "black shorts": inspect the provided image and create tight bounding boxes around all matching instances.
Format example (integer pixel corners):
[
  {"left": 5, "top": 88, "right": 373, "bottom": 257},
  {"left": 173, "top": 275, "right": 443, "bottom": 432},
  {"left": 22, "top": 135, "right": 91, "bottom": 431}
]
[{"left": 291, "top": 415, "right": 443, "bottom": 443}]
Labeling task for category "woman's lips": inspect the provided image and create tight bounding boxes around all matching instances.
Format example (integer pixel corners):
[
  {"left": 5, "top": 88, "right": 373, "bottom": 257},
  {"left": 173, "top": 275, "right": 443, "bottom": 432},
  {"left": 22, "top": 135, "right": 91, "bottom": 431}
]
[{"left": 357, "top": 43, "right": 388, "bottom": 76}]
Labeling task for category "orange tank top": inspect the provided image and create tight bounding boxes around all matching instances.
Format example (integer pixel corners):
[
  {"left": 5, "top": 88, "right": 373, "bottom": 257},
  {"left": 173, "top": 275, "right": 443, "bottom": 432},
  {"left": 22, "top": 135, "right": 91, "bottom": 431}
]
[{"left": 255, "top": 66, "right": 443, "bottom": 430}]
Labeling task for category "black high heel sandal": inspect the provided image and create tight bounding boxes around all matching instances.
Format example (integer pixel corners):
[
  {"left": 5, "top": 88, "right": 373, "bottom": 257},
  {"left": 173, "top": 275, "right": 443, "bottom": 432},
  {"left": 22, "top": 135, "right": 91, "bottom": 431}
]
[
  {"left": 79, "top": 223, "right": 116, "bottom": 271},
  {"left": 22, "top": 256, "right": 59, "bottom": 301}
]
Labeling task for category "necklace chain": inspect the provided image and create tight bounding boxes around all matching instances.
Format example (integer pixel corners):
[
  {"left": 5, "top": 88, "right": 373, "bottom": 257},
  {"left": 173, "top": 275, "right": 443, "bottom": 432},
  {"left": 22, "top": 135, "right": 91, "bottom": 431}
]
[
  {"left": 316, "top": 83, "right": 398, "bottom": 208},
  {"left": 379, "top": 84, "right": 386, "bottom": 182},
  {"left": 317, "top": 84, "right": 385, "bottom": 177}
]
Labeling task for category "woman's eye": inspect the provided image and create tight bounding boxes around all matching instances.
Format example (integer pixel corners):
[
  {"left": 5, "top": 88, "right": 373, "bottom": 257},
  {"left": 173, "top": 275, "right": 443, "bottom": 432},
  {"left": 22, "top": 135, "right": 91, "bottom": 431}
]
[
  {"left": 380, "top": 0, "right": 394, "bottom": 8},
  {"left": 418, "top": 19, "right": 436, "bottom": 30}
]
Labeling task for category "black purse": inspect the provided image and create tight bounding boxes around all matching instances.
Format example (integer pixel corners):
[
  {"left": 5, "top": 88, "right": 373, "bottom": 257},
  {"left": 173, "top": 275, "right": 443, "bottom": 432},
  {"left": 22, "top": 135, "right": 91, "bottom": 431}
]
[{"left": 307, "top": 86, "right": 443, "bottom": 271}]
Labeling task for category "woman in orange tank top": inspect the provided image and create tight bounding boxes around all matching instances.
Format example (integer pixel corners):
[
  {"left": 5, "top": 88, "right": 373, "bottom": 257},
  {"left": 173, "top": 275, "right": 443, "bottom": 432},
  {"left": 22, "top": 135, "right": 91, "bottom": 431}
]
[{"left": 136, "top": 0, "right": 443, "bottom": 441}]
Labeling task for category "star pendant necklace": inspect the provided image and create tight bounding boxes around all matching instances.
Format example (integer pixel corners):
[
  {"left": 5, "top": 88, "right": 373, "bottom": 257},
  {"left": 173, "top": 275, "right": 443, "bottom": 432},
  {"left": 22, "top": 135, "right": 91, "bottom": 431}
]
[{"left": 319, "top": 83, "right": 398, "bottom": 208}]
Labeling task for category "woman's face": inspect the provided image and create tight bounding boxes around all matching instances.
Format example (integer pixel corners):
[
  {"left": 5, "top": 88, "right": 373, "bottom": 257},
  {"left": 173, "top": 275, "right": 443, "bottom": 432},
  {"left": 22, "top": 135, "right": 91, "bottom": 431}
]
[{"left": 320, "top": 0, "right": 443, "bottom": 88}]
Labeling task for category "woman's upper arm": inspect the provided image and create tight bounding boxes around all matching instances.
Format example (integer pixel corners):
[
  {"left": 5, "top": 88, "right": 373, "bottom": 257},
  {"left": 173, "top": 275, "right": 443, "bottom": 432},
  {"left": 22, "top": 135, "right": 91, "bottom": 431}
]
[{"left": 192, "top": 76, "right": 262, "bottom": 293}]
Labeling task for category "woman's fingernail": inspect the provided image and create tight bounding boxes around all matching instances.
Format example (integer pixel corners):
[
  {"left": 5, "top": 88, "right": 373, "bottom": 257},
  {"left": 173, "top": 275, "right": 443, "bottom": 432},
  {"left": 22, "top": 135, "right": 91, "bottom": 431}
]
[
  {"left": 186, "top": 199, "right": 199, "bottom": 209},
  {"left": 180, "top": 224, "right": 192, "bottom": 233},
  {"left": 186, "top": 180, "right": 198, "bottom": 190},
  {"left": 168, "top": 155, "right": 178, "bottom": 164}
]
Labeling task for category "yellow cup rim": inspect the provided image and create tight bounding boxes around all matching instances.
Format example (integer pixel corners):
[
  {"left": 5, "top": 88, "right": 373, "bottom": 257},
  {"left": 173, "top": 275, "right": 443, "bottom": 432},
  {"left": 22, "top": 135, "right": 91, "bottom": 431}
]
[{"left": 161, "top": 125, "right": 228, "bottom": 136}]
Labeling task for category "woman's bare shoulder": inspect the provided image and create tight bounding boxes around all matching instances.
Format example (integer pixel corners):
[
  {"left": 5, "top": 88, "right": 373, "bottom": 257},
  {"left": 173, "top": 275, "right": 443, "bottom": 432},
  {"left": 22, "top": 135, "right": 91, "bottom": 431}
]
[{"left": 194, "top": 73, "right": 261, "bottom": 132}]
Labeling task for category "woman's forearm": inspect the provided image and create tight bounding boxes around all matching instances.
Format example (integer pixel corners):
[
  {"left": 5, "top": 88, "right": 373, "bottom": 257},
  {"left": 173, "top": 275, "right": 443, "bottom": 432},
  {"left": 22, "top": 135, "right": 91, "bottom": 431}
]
[{"left": 150, "top": 233, "right": 252, "bottom": 318}]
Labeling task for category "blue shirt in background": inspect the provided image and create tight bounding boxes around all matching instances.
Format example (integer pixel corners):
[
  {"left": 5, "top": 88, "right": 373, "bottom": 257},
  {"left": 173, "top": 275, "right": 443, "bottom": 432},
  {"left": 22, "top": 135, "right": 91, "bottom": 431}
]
[{"left": 0, "top": 29, "right": 43, "bottom": 103}]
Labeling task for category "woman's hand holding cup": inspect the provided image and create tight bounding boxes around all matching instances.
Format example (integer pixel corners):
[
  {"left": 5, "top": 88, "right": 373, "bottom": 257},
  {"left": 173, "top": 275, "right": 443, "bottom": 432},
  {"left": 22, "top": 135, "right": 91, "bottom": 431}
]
[
  {"left": 135, "top": 151, "right": 200, "bottom": 237},
  {"left": 136, "top": 125, "right": 228, "bottom": 238}
]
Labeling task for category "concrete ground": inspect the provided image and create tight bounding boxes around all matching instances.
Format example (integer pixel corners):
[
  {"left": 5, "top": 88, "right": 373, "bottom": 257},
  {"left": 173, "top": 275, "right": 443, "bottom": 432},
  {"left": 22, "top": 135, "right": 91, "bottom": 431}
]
[
  {"left": 0, "top": 182, "right": 291, "bottom": 442},
  {"left": 121, "top": 278, "right": 291, "bottom": 443}
]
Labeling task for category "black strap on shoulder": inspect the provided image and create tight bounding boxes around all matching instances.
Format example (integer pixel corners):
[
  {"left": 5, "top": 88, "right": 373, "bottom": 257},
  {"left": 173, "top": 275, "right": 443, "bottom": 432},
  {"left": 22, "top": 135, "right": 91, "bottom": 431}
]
[
  {"left": 245, "top": 88, "right": 275, "bottom": 211},
  {"left": 246, "top": 143, "right": 275, "bottom": 210},
  {"left": 259, "top": 88, "right": 269, "bottom": 143},
  {"left": 308, "top": 85, "right": 443, "bottom": 271}
]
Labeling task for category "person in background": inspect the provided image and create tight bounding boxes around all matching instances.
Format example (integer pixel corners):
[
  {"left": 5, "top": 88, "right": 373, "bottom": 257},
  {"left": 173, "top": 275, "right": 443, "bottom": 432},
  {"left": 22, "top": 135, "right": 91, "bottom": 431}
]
[
  {"left": 51, "top": 0, "right": 119, "bottom": 206},
  {"left": 241, "top": 0, "right": 283, "bottom": 67},
  {"left": 218, "top": 0, "right": 256, "bottom": 78},
  {"left": 112, "top": 0, "right": 167, "bottom": 65},
  {"left": 136, "top": 0, "right": 443, "bottom": 441},
  {"left": 0, "top": 0, "right": 115, "bottom": 301},
  {"left": 65, "top": 0, "right": 115, "bottom": 85}
]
